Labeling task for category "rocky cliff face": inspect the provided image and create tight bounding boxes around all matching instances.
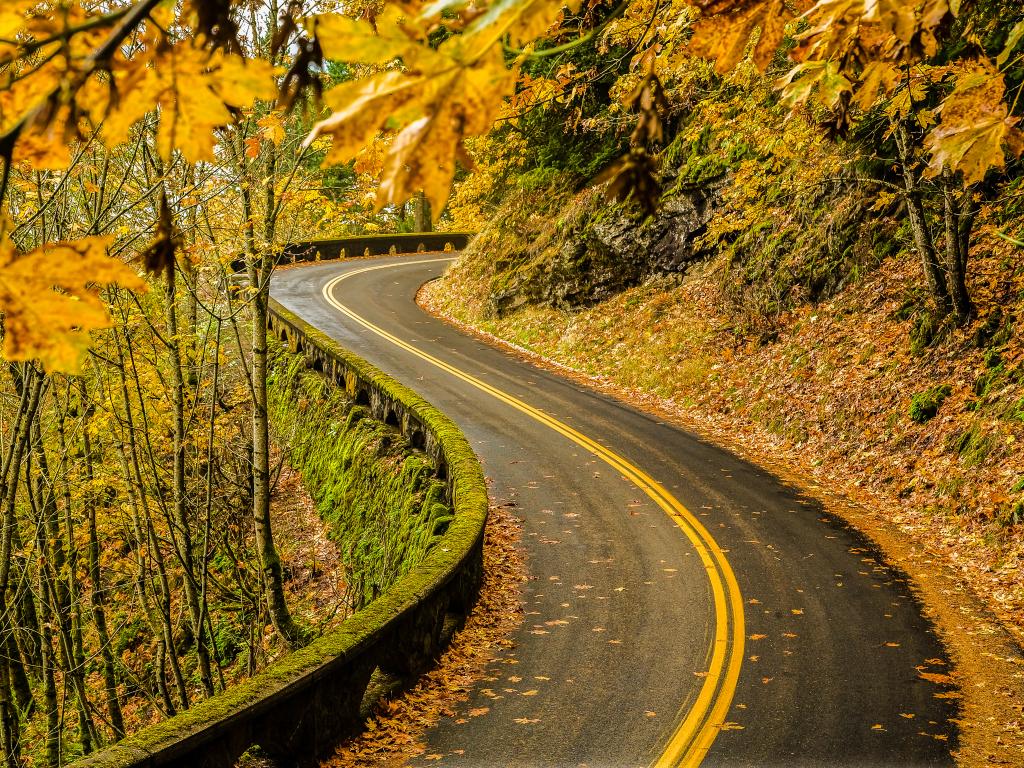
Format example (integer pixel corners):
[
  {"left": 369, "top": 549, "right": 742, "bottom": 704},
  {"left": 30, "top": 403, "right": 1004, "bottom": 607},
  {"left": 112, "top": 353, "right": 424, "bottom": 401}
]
[{"left": 486, "top": 181, "right": 721, "bottom": 317}]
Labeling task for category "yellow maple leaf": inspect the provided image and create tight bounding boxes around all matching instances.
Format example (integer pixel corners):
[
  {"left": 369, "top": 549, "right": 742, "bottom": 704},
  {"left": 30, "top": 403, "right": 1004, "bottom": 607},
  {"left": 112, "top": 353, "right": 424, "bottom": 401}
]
[
  {"left": 310, "top": 7, "right": 421, "bottom": 64},
  {"left": 0, "top": 233, "right": 147, "bottom": 373},
  {"left": 257, "top": 112, "right": 286, "bottom": 146},
  {"left": 100, "top": 45, "right": 277, "bottom": 163},
  {"left": 924, "top": 67, "right": 1024, "bottom": 185},
  {"left": 307, "top": 34, "right": 515, "bottom": 217}
]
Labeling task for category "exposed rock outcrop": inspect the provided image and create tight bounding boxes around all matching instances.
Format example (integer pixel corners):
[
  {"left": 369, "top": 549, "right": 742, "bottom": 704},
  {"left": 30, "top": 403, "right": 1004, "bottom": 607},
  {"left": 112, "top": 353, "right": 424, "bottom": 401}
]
[{"left": 488, "top": 183, "right": 721, "bottom": 317}]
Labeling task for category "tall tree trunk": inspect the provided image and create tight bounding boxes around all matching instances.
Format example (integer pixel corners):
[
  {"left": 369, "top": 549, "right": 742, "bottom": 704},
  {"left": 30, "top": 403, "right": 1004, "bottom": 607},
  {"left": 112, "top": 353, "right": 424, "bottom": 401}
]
[
  {"left": 32, "top": 416, "right": 97, "bottom": 754},
  {"left": 895, "top": 122, "right": 951, "bottom": 317},
  {"left": 79, "top": 379, "right": 125, "bottom": 739},
  {"left": 941, "top": 168, "right": 974, "bottom": 325},
  {"left": 237, "top": 133, "right": 300, "bottom": 647},
  {"left": 0, "top": 365, "right": 45, "bottom": 767},
  {"left": 26, "top": 444, "right": 62, "bottom": 767},
  {"left": 413, "top": 190, "right": 432, "bottom": 232},
  {"left": 164, "top": 264, "right": 215, "bottom": 696},
  {"left": 54, "top": 403, "right": 100, "bottom": 753},
  {"left": 111, "top": 325, "right": 190, "bottom": 710}
]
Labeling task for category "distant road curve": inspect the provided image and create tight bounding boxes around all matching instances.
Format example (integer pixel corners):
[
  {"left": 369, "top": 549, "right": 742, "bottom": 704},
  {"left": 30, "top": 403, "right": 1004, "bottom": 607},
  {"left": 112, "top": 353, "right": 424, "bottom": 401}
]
[{"left": 271, "top": 254, "right": 957, "bottom": 767}]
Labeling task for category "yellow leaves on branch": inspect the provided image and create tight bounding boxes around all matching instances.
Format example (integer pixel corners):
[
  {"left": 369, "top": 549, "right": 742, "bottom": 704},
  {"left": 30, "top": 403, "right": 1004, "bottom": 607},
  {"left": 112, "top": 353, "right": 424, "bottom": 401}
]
[
  {"left": 779, "top": 59, "right": 852, "bottom": 109},
  {"left": 99, "top": 47, "right": 278, "bottom": 164},
  {"left": 0, "top": 231, "right": 146, "bottom": 373},
  {"left": 690, "top": 0, "right": 800, "bottom": 73},
  {"left": 306, "top": 10, "right": 519, "bottom": 216},
  {"left": 924, "top": 68, "right": 1024, "bottom": 186}
]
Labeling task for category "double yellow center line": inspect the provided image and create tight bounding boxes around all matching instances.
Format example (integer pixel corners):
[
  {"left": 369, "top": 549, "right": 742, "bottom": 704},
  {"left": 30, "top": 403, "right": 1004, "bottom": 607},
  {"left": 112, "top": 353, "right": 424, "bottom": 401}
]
[{"left": 320, "top": 258, "right": 745, "bottom": 767}]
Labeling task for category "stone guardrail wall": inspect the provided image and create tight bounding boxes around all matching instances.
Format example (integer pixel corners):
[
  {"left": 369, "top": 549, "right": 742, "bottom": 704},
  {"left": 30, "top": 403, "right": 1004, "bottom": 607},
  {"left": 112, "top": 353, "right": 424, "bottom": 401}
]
[
  {"left": 73, "top": 296, "right": 489, "bottom": 767},
  {"left": 228, "top": 233, "right": 474, "bottom": 273}
]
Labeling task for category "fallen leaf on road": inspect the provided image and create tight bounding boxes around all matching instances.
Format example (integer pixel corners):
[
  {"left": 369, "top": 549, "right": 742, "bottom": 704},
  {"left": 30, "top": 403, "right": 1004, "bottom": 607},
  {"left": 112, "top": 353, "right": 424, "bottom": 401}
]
[{"left": 468, "top": 707, "right": 490, "bottom": 717}]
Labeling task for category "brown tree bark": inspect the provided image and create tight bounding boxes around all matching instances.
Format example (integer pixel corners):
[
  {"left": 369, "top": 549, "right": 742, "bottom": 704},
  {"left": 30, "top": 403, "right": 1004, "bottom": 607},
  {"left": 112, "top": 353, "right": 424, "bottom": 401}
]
[{"left": 895, "top": 122, "right": 952, "bottom": 318}]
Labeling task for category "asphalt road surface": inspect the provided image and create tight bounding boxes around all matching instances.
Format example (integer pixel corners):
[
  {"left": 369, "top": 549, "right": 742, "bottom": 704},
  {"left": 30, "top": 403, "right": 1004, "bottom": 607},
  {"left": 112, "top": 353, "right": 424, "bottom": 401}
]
[{"left": 271, "top": 254, "right": 958, "bottom": 768}]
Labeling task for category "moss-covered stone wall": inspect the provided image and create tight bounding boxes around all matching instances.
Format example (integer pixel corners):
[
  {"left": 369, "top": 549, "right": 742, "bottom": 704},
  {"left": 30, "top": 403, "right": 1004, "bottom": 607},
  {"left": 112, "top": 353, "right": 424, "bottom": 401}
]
[{"left": 268, "top": 345, "right": 453, "bottom": 609}]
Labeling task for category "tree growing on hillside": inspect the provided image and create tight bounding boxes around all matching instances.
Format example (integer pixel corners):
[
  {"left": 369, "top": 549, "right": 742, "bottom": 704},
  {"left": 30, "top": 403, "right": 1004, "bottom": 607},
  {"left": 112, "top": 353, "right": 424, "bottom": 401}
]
[{"left": 689, "top": 0, "right": 1024, "bottom": 325}]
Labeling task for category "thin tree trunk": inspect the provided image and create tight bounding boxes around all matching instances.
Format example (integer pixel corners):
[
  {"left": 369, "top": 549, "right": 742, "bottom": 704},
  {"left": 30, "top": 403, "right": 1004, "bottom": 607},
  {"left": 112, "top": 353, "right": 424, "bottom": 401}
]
[
  {"left": 0, "top": 365, "right": 45, "bottom": 767},
  {"left": 111, "top": 325, "right": 190, "bottom": 710},
  {"left": 26, "top": 444, "right": 61, "bottom": 767},
  {"left": 164, "top": 263, "right": 215, "bottom": 696},
  {"left": 53, "top": 405, "right": 98, "bottom": 753},
  {"left": 79, "top": 379, "right": 125, "bottom": 739},
  {"left": 941, "top": 167, "right": 974, "bottom": 325},
  {"left": 895, "top": 121, "right": 951, "bottom": 317},
  {"left": 236, "top": 132, "right": 300, "bottom": 647}
]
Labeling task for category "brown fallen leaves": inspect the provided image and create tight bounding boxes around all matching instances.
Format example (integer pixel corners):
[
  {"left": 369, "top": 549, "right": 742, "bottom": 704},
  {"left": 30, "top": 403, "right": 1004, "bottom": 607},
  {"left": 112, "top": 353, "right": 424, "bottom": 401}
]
[{"left": 324, "top": 504, "right": 526, "bottom": 767}]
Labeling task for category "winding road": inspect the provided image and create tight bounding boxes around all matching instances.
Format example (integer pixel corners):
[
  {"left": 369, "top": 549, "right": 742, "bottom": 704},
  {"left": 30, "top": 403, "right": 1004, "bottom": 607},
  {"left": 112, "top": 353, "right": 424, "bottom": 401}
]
[{"left": 271, "top": 254, "right": 958, "bottom": 768}]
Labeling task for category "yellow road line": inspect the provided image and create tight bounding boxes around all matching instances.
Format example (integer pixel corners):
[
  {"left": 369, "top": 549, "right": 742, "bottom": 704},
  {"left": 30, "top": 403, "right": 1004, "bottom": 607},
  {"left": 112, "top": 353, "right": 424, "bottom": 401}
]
[{"left": 319, "top": 258, "right": 745, "bottom": 767}]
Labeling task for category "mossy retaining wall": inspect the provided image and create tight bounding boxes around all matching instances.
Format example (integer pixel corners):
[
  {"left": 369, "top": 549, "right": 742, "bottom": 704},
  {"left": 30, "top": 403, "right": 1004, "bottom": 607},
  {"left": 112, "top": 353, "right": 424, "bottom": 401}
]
[
  {"left": 268, "top": 345, "right": 454, "bottom": 609},
  {"left": 71, "top": 300, "right": 489, "bottom": 768}
]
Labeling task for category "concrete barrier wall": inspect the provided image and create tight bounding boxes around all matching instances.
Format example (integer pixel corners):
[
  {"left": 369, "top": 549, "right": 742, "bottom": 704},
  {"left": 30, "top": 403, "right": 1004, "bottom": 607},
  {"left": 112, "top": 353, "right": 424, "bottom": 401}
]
[
  {"left": 229, "top": 233, "right": 474, "bottom": 272},
  {"left": 72, "top": 300, "right": 488, "bottom": 768}
]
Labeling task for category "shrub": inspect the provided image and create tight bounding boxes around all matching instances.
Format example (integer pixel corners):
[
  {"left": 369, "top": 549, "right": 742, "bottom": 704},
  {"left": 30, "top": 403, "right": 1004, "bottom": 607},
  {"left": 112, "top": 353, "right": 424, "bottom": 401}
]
[{"left": 909, "top": 384, "right": 952, "bottom": 423}]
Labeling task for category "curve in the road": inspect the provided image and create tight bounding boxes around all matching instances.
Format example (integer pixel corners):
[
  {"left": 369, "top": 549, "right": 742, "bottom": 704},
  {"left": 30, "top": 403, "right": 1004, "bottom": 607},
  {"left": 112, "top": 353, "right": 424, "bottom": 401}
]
[
  {"left": 271, "top": 254, "right": 959, "bottom": 768},
  {"left": 321, "top": 261, "right": 744, "bottom": 768}
]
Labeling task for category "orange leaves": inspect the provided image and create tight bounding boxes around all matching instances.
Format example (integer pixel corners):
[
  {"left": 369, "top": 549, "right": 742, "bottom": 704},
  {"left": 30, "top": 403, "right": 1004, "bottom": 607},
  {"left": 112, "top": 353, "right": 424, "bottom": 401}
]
[
  {"left": 690, "top": 0, "right": 797, "bottom": 73},
  {"left": 0, "top": 229, "right": 146, "bottom": 373},
  {"left": 924, "top": 67, "right": 1024, "bottom": 186}
]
